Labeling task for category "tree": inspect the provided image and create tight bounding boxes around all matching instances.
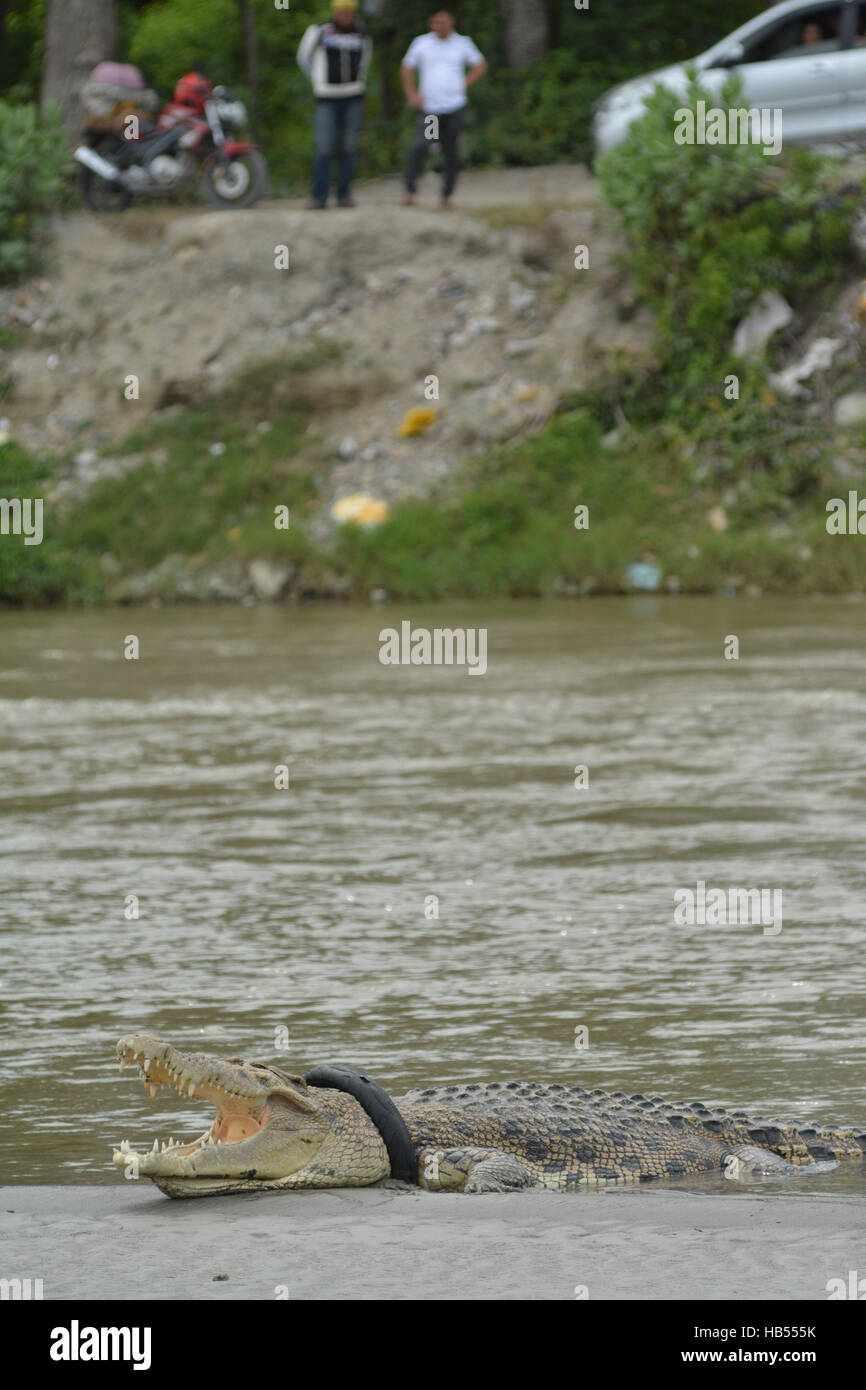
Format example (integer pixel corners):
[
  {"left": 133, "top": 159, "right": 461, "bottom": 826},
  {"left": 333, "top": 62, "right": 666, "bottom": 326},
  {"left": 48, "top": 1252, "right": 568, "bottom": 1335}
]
[
  {"left": 41, "top": 0, "right": 117, "bottom": 138},
  {"left": 498, "top": 0, "right": 549, "bottom": 69},
  {"left": 240, "top": 0, "right": 260, "bottom": 128}
]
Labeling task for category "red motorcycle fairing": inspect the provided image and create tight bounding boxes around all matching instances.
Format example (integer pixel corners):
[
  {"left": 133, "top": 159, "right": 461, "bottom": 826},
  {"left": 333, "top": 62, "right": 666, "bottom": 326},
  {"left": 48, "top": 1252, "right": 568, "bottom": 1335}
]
[
  {"left": 219, "top": 141, "right": 256, "bottom": 155},
  {"left": 157, "top": 106, "right": 209, "bottom": 133}
]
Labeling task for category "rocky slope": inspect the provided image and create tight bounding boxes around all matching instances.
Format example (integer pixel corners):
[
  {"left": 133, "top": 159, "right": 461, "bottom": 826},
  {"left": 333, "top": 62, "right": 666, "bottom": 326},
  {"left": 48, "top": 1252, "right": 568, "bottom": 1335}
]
[{"left": 1, "top": 166, "right": 653, "bottom": 521}]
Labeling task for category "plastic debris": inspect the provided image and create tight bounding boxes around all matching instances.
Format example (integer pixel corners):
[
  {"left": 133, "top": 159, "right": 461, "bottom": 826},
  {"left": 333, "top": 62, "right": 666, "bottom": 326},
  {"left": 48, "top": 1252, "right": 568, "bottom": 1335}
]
[
  {"left": 732, "top": 291, "right": 792, "bottom": 360},
  {"left": 331, "top": 494, "right": 390, "bottom": 528},
  {"left": 397, "top": 408, "right": 437, "bottom": 437},
  {"left": 625, "top": 561, "right": 662, "bottom": 591}
]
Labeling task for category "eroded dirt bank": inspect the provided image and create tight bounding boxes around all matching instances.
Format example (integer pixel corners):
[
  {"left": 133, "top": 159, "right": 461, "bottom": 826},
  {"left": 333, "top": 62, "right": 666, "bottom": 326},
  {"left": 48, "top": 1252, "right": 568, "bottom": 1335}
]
[{"left": 2, "top": 167, "right": 652, "bottom": 511}]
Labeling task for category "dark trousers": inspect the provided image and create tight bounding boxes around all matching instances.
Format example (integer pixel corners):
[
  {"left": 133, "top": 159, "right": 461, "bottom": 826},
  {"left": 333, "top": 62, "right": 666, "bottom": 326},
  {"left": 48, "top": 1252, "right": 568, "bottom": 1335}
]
[
  {"left": 312, "top": 95, "right": 364, "bottom": 204},
  {"left": 405, "top": 108, "right": 464, "bottom": 198}
]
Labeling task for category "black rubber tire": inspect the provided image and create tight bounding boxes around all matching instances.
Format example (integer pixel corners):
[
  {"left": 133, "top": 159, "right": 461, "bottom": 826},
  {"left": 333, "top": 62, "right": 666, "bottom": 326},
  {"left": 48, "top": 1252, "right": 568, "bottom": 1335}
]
[
  {"left": 77, "top": 164, "right": 132, "bottom": 213},
  {"left": 201, "top": 149, "right": 268, "bottom": 210}
]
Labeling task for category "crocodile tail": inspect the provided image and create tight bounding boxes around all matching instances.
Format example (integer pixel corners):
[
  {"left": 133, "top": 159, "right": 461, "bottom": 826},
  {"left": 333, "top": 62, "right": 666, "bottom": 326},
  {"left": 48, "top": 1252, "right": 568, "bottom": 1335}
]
[
  {"left": 790, "top": 1122, "right": 866, "bottom": 1163},
  {"left": 636, "top": 1096, "right": 866, "bottom": 1164},
  {"left": 736, "top": 1117, "right": 866, "bottom": 1163}
]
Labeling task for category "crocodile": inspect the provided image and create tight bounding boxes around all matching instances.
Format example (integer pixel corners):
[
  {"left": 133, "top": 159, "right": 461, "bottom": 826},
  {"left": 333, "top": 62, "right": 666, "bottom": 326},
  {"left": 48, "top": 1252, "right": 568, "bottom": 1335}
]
[{"left": 112, "top": 1032, "right": 866, "bottom": 1198}]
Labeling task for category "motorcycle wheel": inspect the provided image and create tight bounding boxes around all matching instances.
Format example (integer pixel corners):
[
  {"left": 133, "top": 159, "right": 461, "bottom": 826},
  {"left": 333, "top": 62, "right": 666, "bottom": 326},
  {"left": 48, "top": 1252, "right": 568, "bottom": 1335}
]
[
  {"left": 78, "top": 164, "right": 132, "bottom": 214},
  {"left": 202, "top": 150, "right": 268, "bottom": 210}
]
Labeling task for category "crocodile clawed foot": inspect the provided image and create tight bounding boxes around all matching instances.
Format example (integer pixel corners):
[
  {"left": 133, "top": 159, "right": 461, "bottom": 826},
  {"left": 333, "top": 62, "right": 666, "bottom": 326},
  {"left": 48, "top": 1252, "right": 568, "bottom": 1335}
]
[{"left": 419, "top": 1146, "right": 535, "bottom": 1192}]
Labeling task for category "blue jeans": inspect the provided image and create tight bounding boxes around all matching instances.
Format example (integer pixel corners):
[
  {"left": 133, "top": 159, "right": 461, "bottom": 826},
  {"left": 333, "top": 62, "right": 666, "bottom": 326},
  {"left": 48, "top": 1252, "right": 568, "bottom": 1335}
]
[{"left": 312, "top": 96, "right": 364, "bottom": 203}]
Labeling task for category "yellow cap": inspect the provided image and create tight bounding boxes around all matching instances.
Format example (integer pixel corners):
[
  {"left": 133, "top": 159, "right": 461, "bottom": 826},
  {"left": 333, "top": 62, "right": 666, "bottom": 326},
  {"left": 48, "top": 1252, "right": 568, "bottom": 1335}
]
[{"left": 331, "top": 1, "right": 358, "bottom": 9}]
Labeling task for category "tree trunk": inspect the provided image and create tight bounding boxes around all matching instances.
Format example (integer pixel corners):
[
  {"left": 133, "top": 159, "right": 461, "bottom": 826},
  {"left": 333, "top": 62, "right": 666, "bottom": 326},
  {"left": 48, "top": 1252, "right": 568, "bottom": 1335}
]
[
  {"left": 41, "top": 0, "right": 117, "bottom": 139},
  {"left": 241, "top": 0, "right": 260, "bottom": 129},
  {"left": 498, "top": 0, "right": 549, "bottom": 69}
]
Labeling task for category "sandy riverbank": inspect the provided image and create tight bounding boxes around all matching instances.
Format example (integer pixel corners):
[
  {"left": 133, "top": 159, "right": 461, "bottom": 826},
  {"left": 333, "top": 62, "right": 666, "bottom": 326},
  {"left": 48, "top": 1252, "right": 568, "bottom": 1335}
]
[{"left": 3, "top": 1184, "right": 862, "bottom": 1300}]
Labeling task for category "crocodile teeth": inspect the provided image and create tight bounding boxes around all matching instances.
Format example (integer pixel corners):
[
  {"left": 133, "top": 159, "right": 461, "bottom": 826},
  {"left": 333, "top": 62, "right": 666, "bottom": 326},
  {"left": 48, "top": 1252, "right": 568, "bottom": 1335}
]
[
  {"left": 188, "top": 1082, "right": 196, "bottom": 1097},
  {"left": 148, "top": 1084, "right": 158, "bottom": 1098},
  {"left": 143, "top": 1058, "right": 151, "bottom": 1074}
]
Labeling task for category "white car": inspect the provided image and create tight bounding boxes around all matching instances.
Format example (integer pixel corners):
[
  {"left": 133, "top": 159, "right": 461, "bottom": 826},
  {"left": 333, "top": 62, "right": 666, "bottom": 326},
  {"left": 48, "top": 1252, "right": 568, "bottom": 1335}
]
[{"left": 593, "top": 0, "right": 866, "bottom": 157}]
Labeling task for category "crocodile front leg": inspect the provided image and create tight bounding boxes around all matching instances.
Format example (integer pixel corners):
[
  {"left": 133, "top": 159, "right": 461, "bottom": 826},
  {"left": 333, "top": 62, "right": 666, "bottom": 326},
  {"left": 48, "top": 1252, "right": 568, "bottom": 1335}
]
[{"left": 417, "top": 1146, "right": 536, "bottom": 1192}]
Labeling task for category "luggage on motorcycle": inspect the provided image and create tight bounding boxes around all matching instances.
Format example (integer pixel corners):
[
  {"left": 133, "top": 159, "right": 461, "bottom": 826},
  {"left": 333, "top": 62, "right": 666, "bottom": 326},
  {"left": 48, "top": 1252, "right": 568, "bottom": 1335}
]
[
  {"left": 88, "top": 62, "right": 148, "bottom": 90},
  {"left": 81, "top": 61, "right": 158, "bottom": 134}
]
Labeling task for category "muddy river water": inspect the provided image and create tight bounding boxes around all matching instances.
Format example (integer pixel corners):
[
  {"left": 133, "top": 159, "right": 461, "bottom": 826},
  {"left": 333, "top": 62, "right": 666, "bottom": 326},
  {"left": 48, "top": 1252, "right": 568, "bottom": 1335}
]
[{"left": 1, "top": 597, "right": 864, "bottom": 1190}]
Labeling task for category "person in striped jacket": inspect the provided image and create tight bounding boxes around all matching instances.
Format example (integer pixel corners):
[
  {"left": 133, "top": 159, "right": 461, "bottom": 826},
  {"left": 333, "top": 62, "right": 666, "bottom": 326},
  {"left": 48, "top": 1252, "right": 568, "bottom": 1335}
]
[{"left": 297, "top": 1, "right": 373, "bottom": 209}]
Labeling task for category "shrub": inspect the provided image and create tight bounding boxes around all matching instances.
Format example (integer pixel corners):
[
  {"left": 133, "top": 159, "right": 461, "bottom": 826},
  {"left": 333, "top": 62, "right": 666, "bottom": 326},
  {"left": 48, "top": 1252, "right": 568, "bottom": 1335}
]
[
  {"left": 597, "top": 73, "right": 861, "bottom": 401},
  {"left": 466, "top": 51, "right": 624, "bottom": 168},
  {"left": 0, "top": 100, "right": 67, "bottom": 281}
]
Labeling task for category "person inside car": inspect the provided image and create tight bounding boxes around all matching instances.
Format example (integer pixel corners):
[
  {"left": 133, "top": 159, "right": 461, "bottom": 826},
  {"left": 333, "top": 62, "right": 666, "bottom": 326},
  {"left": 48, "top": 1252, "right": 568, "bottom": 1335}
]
[{"left": 801, "top": 20, "right": 825, "bottom": 43}]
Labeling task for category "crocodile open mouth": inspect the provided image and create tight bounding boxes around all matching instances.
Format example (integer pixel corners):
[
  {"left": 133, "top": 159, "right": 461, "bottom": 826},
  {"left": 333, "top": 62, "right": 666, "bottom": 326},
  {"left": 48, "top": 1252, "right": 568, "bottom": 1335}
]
[
  {"left": 112, "top": 1031, "right": 331, "bottom": 1194},
  {"left": 114, "top": 1036, "right": 270, "bottom": 1162}
]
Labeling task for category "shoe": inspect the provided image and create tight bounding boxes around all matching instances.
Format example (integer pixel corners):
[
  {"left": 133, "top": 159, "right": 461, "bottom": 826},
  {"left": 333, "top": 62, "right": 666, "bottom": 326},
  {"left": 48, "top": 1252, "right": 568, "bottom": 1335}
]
[
  {"left": 336, "top": 195, "right": 356, "bottom": 208},
  {"left": 440, "top": 197, "right": 454, "bottom": 211},
  {"left": 402, "top": 192, "right": 416, "bottom": 206},
  {"left": 306, "top": 196, "right": 327, "bottom": 210}
]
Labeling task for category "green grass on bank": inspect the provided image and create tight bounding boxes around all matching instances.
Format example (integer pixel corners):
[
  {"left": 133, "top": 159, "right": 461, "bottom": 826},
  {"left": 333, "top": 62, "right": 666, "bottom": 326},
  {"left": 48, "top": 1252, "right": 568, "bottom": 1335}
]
[
  {"left": 333, "top": 399, "right": 866, "bottom": 600},
  {"left": 0, "top": 411, "right": 319, "bottom": 603},
  {"left": 2, "top": 384, "right": 865, "bottom": 606}
]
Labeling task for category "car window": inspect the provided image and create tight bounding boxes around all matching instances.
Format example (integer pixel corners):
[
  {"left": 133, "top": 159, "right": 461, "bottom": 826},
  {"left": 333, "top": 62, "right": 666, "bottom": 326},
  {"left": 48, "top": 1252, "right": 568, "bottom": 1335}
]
[
  {"left": 744, "top": 6, "right": 843, "bottom": 61},
  {"left": 853, "top": 3, "right": 866, "bottom": 44}
]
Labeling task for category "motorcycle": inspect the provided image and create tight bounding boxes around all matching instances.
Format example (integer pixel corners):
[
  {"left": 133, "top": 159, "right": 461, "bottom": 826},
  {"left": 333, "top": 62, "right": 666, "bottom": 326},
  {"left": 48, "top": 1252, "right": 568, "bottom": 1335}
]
[{"left": 74, "top": 67, "right": 268, "bottom": 212}]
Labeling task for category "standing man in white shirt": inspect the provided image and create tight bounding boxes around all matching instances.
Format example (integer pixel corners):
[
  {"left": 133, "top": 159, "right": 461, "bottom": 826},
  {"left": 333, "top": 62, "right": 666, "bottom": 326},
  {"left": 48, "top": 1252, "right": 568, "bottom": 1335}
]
[{"left": 400, "top": 9, "right": 487, "bottom": 210}]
